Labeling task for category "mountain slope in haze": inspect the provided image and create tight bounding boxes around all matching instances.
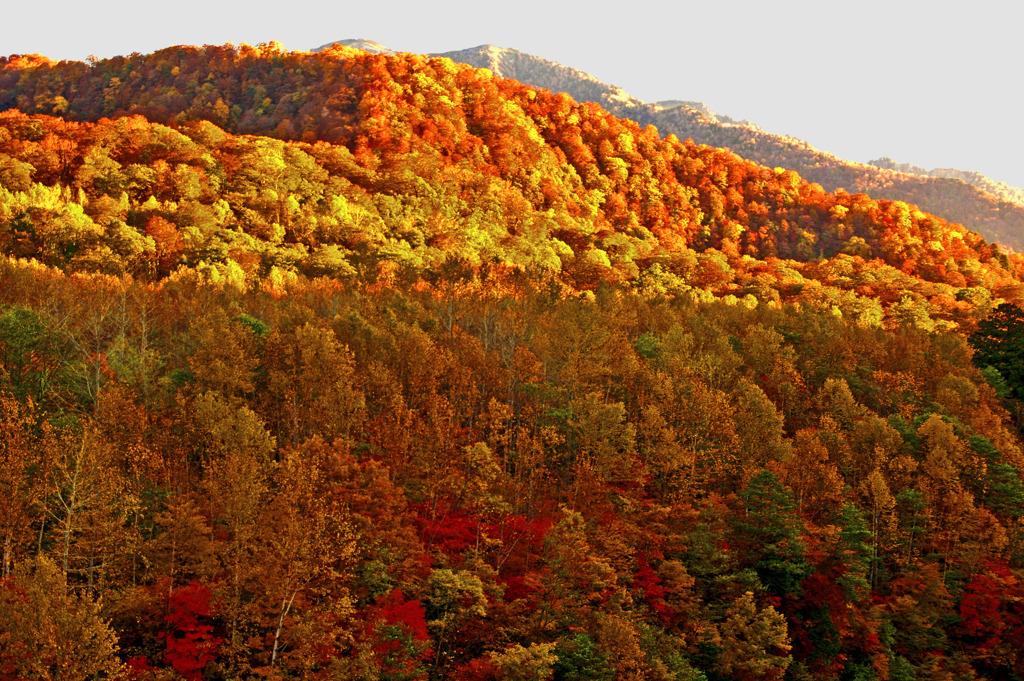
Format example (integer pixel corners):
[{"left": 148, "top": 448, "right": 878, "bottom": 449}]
[
  {"left": 869, "top": 156, "right": 1024, "bottom": 207},
  {"left": 408, "top": 43, "right": 1024, "bottom": 253},
  {"left": 437, "top": 44, "right": 646, "bottom": 111},
  {"left": 313, "top": 38, "right": 396, "bottom": 55},
  {"left": 655, "top": 99, "right": 753, "bottom": 126}
]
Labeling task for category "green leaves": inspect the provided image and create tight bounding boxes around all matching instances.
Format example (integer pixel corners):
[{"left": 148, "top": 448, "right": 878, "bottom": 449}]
[
  {"left": 552, "top": 633, "right": 615, "bottom": 681},
  {"left": 733, "top": 470, "right": 811, "bottom": 597},
  {"left": 970, "top": 303, "right": 1024, "bottom": 400}
]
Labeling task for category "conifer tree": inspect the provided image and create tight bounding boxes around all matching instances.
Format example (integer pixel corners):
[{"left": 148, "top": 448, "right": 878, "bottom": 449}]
[{"left": 733, "top": 470, "right": 811, "bottom": 597}]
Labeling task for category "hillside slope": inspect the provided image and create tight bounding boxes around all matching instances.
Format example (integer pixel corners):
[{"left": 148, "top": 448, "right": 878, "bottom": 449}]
[
  {"left": 869, "top": 156, "right": 1024, "bottom": 206},
  {"left": 425, "top": 43, "right": 1024, "bottom": 252},
  {"left": 1, "top": 44, "right": 1021, "bottom": 327}
]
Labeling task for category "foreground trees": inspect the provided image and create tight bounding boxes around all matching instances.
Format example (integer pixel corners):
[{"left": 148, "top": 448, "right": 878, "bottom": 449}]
[{"left": 0, "top": 255, "right": 1022, "bottom": 679}]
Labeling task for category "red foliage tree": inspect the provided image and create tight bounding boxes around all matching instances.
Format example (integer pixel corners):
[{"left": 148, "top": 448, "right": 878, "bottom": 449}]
[{"left": 160, "top": 581, "right": 223, "bottom": 681}]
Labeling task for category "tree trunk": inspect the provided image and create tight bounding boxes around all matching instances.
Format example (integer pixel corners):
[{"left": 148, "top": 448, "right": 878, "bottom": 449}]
[{"left": 271, "top": 590, "right": 298, "bottom": 668}]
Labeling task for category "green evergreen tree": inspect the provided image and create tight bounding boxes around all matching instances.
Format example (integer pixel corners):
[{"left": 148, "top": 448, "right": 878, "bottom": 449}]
[
  {"left": 836, "top": 503, "right": 874, "bottom": 600},
  {"left": 969, "top": 303, "right": 1024, "bottom": 400},
  {"left": 552, "top": 633, "right": 615, "bottom": 681},
  {"left": 732, "top": 470, "right": 811, "bottom": 597},
  {"left": 984, "top": 462, "right": 1024, "bottom": 519},
  {"left": 895, "top": 489, "right": 927, "bottom": 565}
]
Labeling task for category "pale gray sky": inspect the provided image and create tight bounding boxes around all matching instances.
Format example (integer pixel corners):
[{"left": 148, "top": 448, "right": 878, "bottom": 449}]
[{"left": 4, "top": 0, "right": 1023, "bottom": 188}]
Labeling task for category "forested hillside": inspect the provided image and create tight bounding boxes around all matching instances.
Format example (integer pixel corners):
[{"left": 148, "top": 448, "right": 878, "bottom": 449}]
[
  {"left": 2, "top": 43, "right": 1024, "bottom": 681},
  {"left": 422, "top": 43, "right": 1024, "bottom": 253},
  {"left": 867, "top": 157, "right": 1024, "bottom": 207},
  {"left": 1, "top": 45, "right": 1021, "bottom": 321}
]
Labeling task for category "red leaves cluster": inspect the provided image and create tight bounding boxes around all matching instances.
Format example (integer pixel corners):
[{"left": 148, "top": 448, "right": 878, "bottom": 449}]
[
  {"left": 159, "top": 582, "right": 222, "bottom": 681},
  {"left": 364, "top": 589, "right": 432, "bottom": 680},
  {"left": 958, "top": 560, "right": 1024, "bottom": 658}
]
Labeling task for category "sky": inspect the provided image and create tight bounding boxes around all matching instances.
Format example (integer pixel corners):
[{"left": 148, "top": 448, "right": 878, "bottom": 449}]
[{"left": 4, "top": 0, "right": 1023, "bottom": 188}]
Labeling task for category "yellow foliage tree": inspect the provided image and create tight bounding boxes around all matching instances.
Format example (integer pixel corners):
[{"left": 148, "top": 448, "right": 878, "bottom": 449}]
[
  {"left": 0, "top": 555, "right": 124, "bottom": 681},
  {"left": 716, "top": 591, "right": 792, "bottom": 681}
]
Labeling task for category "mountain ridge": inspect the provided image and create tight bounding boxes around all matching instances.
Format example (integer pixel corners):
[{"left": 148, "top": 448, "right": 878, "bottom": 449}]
[
  {"left": 868, "top": 156, "right": 1024, "bottom": 207},
  {"left": 316, "top": 39, "right": 1024, "bottom": 252},
  {"left": 313, "top": 38, "right": 396, "bottom": 55},
  {"left": 2, "top": 42, "right": 1022, "bottom": 326}
]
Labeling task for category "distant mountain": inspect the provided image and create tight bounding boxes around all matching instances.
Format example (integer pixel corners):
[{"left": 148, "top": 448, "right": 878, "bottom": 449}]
[
  {"left": 325, "top": 41, "right": 1024, "bottom": 252},
  {"left": 435, "top": 44, "right": 645, "bottom": 111},
  {"left": 313, "top": 39, "right": 396, "bottom": 55},
  {"left": 868, "top": 157, "right": 1024, "bottom": 207},
  {"left": 654, "top": 100, "right": 753, "bottom": 127}
]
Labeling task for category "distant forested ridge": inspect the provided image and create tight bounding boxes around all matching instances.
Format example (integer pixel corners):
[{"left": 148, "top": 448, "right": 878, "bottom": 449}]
[
  {"left": 416, "top": 43, "right": 1024, "bottom": 253},
  {"left": 1, "top": 45, "right": 1021, "bottom": 324}
]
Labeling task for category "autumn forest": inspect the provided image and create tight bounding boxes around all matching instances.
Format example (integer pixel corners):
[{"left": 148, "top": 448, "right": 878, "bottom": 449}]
[{"left": 3, "top": 42, "right": 1024, "bottom": 681}]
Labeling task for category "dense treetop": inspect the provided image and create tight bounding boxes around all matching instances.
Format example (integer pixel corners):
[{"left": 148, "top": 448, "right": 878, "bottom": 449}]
[{"left": 1, "top": 44, "right": 1022, "bottom": 329}]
